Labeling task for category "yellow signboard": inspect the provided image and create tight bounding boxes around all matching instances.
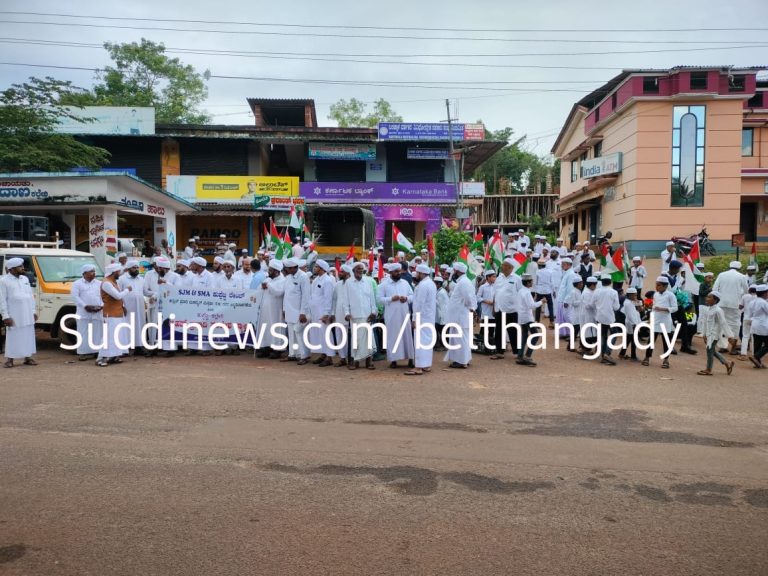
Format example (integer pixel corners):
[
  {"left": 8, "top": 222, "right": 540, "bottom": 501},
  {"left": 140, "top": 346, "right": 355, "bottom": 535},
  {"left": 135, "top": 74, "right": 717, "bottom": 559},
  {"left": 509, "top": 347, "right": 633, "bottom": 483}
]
[{"left": 195, "top": 176, "right": 299, "bottom": 201}]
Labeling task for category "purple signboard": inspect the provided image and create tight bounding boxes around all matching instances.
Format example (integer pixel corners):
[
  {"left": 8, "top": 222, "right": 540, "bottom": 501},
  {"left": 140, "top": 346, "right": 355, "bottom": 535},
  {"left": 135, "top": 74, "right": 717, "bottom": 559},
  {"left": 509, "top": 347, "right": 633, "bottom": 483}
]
[
  {"left": 300, "top": 182, "right": 457, "bottom": 204},
  {"left": 372, "top": 206, "right": 442, "bottom": 244}
]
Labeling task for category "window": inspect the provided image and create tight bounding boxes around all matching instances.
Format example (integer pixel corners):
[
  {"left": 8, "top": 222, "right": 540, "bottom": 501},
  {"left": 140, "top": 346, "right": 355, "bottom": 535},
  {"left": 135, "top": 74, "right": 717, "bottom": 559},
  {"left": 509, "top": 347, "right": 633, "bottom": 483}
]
[
  {"left": 671, "top": 105, "right": 706, "bottom": 207},
  {"left": 747, "top": 92, "right": 764, "bottom": 108},
  {"left": 742, "top": 129, "right": 754, "bottom": 156},
  {"left": 568, "top": 214, "right": 573, "bottom": 224},
  {"left": 611, "top": 93, "right": 617, "bottom": 110},
  {"left": 690, "top": 72, "right": 708, "bottom": 90},
  {"left": 729, "top": 75, "right": 746, "bottom": 92},
  {"left": 594, "top": 141, "right": 603, "bottom": 158},
  {"left": 643, "top": 76, "right": 659, "bottom": 94},
  {"left": 571, "top": 160, "right": 578, "bottom": 182},
  {"left": 35, "top": 256, "right": 103, "bottom": 282},
  {"left": 578, "top": 152, "right": 588, "bottom": 179},
  {"left": 580, "top": 210, "right": 587, "bottom": 230}
]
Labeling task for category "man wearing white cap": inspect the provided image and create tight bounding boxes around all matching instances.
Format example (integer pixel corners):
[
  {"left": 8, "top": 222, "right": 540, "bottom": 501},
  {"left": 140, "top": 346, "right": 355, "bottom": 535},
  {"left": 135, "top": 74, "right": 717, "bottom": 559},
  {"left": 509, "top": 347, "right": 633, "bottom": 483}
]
[
  {"left": 281, "top": 258, "right": 311, "bottom": 364},
  {"left": 661, "top": 241, "right": 676, "bottom": 273},
  {"left": 712, "top": 261, "right": 749, "bottom": 354},
  {"left": 555, "top": 257, "right": 577, "bottom": 330},
  {"left": 237, "top": 249, "right": 249, "bottom": 271},
  {"left": 748, "top": 284, "right": 768, "bottom": 368},
  {"left": 697, "top": 291, "right": 735, "bottom": 376},
  {"left": 642, "top": 276, "right": 678, "bottom": 368},
  {"left": 340, "top": 262, "right": 378, "bottom": 370},
  {"left": 329, "top": 264, "right": 352, "bottom": 366},
  {"left": 519, "top": 229, "right": 531, "bottom": 251},
  {"left": 234, "top": 257, "right": 254, "bottom": 286},
  {"left": 506, "top": 232, "right": 519, "bottom": 256},
  {"left": 224, "top": 243, "right": 238, "bottom": 266},
  {"left": 490, "top": 258, "right": 521, "bottom": 359},
  {"left": 186, "top": 257, "right": 214, "bottom": 354},
  {"left": 444, "top": 262, "right": 477, "bottom": 369},
  {"left": 144, "top": 257, "right": 178, "bottom": 355},
  {"left": 183, "top": 239, "right": 197, "bottom": 260},
  {"left": 594, "top": 274, "right": 620, "bottom": 365},
  {"left": 378, "top": 262, "right": 415, "bottom": 369},
  {"left": 307, "top": 259, "right": 335, "bottom": 367},
  {"left": 405, "top": 263, "right": 437, "bottom": 375},
  {"left": 1, "top": 258, "right": 37, "bottom": 368},
  {"left": 215, "top": 234, "right": 228, "bottom": 257},
  {"left": 515, "top": 273, "right": 542, "bottom": 366},
  {"left": 70, "top": 263, "right": 103, "bottom": 361},
  {"left": 97, "top": 263, "right": 131, "bottom": 367},
  {"left": 434, "top": 275, "right": 449, "bottom": 349},
  {"left": 257, "top": 260, "right": 287, "bottom": 359},
  {"left": 214, "top": 261, "right": 245, "bottom": 291},
  {"left": 476, "top": 269, "right": 497, "bottom": 348},
  {"left": 212, "top": 256, "right": 225, "bottom": 276},
  {"left": 118, "top": 260, "right": 147, "bottom": 356},
  {"left": 629, "top": 256, "right": 647, "bottom": 292},
  {"left": 175, "top": 259, "right": 194, "bottom": 288}
]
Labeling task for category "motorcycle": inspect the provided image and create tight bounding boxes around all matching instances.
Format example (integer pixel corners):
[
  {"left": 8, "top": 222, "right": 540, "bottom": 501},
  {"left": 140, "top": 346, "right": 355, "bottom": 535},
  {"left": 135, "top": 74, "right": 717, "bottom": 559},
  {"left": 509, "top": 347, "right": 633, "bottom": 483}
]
[{"left": 672, "top": 226, "right": 716, "bottom": 256}]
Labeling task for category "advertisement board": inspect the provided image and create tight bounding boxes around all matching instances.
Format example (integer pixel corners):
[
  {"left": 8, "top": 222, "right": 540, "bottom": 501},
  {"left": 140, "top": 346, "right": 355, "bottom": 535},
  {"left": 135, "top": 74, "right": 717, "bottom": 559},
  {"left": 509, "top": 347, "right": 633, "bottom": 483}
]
[
  {"left": 372, "top": 206, "right": 442, "bottom": 243},
  {"left": 300, "top": 182, "right": 457, "bottom": 204},
  {"left": 308, "top": 142, "right": 376, "bottom": 161},
  {"left": 580, "top": 152, "right": 623, "bottom": 179},
  {"left": 378, "top": 122, "right": 485, "bottom": 142},
  {"left": 55, "top": 106, "right": 156, "bottom": 135},
  {"left": 195, "top": 176, "right": 299, "bottom": 200}
]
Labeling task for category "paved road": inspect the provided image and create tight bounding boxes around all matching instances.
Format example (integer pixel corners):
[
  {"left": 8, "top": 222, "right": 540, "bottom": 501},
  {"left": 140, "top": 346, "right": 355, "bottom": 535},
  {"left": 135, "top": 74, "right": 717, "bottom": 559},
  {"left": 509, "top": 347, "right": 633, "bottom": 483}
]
[{"left": 1, "top": 336, "right": 767, "bottom": 575}]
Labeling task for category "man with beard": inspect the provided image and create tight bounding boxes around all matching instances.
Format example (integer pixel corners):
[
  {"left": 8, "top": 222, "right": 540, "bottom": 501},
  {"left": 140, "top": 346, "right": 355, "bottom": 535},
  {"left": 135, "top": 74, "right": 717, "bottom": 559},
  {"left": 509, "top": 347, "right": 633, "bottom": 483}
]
[
  {"left": 1, "top": 258, "right": 38, "bottom": 368},
  {"left": 490, "top": 258, "right": 521, "bottom": 360},
  {"left": 308, "top": 259, "right": 335, "bottom": 367},
  {"left": 281, "top": 258, "right": 311, "bottom": 365},
  {"left": 175, "top": 259, "right": 194, "bottom": 288},
  {"left": 443, "top": 262, "right": 477, "bottom": 369},
  {"left": 234, "top": 257, "right": 254, "bottom": 285},
  {"left": 214, "top": 261, "right": 245, "bottom": 290},
  {"left": 330, "top": 264, "right": 351, "bottom": 367},
  {"left": 186, "top": 257, "right": 214, "bottom": 355},
  {"left": 118, "top": 260, "right": 147, "bottom": 356},
  {"left": 378, "top": 262, "right": 414, "bottom": 370},
  {"left": 96, "top": 263, "right": 131, "bottom": 367},
  {"left": 144, "top": 257, "right": 178, "bottom": 356},
  {"left": 257, "top": 260, "right": 286, "bottom": 359},
  {"left": 70, "top": 263, "right": 103, "bottom": 361},
  {"left": 405, "top": 264, "right": 437, "bottom": 376},
  {"left": 340, "top": 262, "right": 378, "bottom": 370}
]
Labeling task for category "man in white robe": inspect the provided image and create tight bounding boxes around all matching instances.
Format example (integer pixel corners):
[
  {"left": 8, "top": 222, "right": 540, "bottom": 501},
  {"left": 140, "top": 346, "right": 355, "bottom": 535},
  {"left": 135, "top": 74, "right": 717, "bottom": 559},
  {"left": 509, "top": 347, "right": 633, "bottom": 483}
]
[
  {"left": 143, "top": 257, "right": 178, "bottom": 356},
  {"left": 257, "top": 260, "right": 286, "bottom": 359},
  {"left": 234, "top": 257, "right": 254, "bottom": 285},
  {"left": 330, "top": 264, "right": 352, "bottom": 366},
  {"left": 377, "top": 262, "right": 414, "bottom": 369},
  {"left": 214, "top": 261, "right": 245, "bottom": 290},
  {"left": 186, "top": 257, "right": 214, "bottom": 354},
  {"left": 118, "top": 260, "right": 147, "bottom": 355},
  {"left": 70, "top": 263, "right": 103, "bottom": 360},
  {"left": 555, "top": 258, "right": 578, "bottom": 329},
  {"left": 712, "top": 261, "right": 750, "bottom": 354},
  {"left": 340, "top": 262, "right": 378, "bottom": 370},
  {"left": 444, "top": 262, "right": 477, "bottom": 369},
  {"left": 97, "top": 263, "right": 131, "bottom": 367},
  {"left": 282, "top": 258, "right": 311, "bottom": 364},
  {"left": 308, "top": 259, "right": 335, "bottom": 366},
  {"left": 406, "top": 264, "right": 437, "bottom": 376},
  {"left": 1, "top": 258, "right": 37, "bottom": 368}
]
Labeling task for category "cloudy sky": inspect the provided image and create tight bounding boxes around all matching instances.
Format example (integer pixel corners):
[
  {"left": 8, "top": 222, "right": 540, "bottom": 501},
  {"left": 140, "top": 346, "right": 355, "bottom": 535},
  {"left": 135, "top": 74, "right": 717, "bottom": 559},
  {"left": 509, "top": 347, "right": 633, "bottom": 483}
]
[{"left": 1, "top": 0, "right": 767, "bottom": 155}]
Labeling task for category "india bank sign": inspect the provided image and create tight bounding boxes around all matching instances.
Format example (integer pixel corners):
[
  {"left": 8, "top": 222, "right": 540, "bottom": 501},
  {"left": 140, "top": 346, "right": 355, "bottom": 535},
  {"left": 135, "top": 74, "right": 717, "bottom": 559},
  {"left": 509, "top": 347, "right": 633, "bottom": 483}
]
[{"left": 580, "top": 152, "right": 623, "bottom": 179}]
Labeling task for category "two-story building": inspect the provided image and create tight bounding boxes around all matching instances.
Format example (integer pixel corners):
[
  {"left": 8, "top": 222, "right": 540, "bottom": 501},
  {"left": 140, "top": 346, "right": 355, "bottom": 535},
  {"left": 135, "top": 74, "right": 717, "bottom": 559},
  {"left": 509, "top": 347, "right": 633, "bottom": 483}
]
[{"left": 552, "top": 66, "right": 768, "bottom": 254}]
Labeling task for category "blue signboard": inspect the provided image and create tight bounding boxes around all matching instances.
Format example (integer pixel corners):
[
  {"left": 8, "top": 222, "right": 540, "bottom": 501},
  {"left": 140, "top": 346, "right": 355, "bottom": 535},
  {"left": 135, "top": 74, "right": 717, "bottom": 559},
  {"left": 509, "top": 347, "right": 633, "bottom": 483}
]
[{"left": 378, "top": 122, "right": 485, "bottom": 142}]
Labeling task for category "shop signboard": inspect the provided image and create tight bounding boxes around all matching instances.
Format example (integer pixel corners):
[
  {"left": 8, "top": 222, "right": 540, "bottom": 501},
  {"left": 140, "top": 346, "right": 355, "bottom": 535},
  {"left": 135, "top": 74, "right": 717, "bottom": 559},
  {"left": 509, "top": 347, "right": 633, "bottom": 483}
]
[
  {"left": 580, "top": 152, "right": 623, "bottom": 179},
  {"left": 167, "top": 175, "right": 301, "bottom": 211},
  {"left": 407, "top": 148, "right": 449, "bottom": 160},
  {"left": 300, "top": 182, "right": 457, "bottom": 204},
  {"left": 378, "top": 122, "right": 485, "bottom": 141},
  {"left": 55, "top": 106, "right": 155, "bottom": 135},
  {"left": 372, "top": 206, "right": 442, "bottom": 243},
  {"left": 459, "top": 182, "right": 485, "bottom": 197},
  {"left": 308, "top": 142, "right": 376, "bottom": 161}
]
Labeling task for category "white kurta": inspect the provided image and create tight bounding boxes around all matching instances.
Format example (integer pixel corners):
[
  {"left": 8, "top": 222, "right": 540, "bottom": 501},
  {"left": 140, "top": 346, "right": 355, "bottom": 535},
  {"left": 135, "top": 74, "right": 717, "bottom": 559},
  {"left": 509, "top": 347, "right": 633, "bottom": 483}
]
[
  {"left": 258, "top": 275, "right": 286, "bottom": 349},
  {"left": 214, "top": 273, "right": 246, "bottom": 290},
  {"left": 0, "top": 274, "right": 37, "bottom": 359},
  {"left": 117, "top": 273, "right": 147, "bottom": 349},
  {"left": 443, "top": 275, "right": 477, "bottom": 366},
  {"left": 331, "top": 279, "right": 348, "bottom": 359},
  {"left": 712, "top": 269, "right": 749, "bottom": 336},
  {"left": 144, "top": 270, "right": 179, "bottom": 349},
  {"left": 308, "top": 273, "right": 335, "bottom": 355},
  {"left": 340, "top": 277, "right": 377, "bottom": 361},
  {"left": 188, "top": 270, "right": 214, "bottom": 350},
  {"left": 70, "top": 277, "right": 103, "bottom": 355},
  {"left": 283, "top": 270, "right": 311, "bottom": 359},
  {"left": 412, "top": 277, "right": 437, "bottom": 368},
  {"left": 377, "top": 277, "right": 414, "bottom": 362}
]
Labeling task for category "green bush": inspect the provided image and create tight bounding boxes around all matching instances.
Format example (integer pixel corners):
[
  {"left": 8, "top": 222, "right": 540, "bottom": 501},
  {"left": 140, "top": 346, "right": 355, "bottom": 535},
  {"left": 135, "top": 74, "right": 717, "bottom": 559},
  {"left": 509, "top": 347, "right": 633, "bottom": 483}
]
[
  {"left": 433, "top": 227, "right": 472, "bottom": 266},
  {"left": 702, "top": 254, "right": 767, "bottom": 278}
]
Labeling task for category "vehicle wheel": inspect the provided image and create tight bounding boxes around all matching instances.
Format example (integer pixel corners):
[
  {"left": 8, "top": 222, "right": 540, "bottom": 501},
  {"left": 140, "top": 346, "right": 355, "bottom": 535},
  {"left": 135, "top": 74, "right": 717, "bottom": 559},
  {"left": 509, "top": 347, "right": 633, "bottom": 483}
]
[{"left": 58, "top": 315, "right": 78, "bottom": 348}]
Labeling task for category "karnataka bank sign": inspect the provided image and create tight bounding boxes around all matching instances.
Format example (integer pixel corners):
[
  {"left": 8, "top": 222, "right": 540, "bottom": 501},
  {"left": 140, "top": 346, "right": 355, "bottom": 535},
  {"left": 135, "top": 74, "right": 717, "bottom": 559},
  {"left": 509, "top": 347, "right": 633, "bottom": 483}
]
[{"left": 300, "top": 182, "right": 457, "bottom": 204}]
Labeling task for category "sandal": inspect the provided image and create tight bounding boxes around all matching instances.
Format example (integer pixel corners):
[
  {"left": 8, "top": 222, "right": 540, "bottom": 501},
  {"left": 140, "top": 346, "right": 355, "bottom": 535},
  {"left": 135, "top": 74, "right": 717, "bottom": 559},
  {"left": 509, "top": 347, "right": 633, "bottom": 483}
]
[
  {"left": 489, "top": 355, "right": 505, "bottom": 360},
  {"left": 697, "top": 370, "right": 712, "bottom": 376},
  {"left": 96, "top": 360, "right": 108, "bottom": 367},
  {"left": 3, "top": 360, "right": 13, "bottom": 368},
  {"left": 661, "top": 361, "right": 670, "bottom": 369},
  {"left": 726, "top": 361, "right": 734, "bottom": 376},
  {"left": 404, "top": 370, "right": 423, "bottom": 376},
  {"left": 641, "top": 359, "right": 649, "bottom": 366},
  {"left": 23, "top": 358, "right": 37, "bottom": 366}
]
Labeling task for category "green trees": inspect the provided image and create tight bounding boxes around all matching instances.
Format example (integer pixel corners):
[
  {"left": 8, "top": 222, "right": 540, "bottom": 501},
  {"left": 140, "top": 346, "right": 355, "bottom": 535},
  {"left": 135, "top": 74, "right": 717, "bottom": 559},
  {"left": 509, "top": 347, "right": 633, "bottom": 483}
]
[
  {"left": 0, "top": 77, "right": 109, "bottom": 172},
  {"left": 63, "top": 39, "right": 211, "bottom": 124},
  {"left": 328, "top": 98, "right": 403, "bottom": 128}
]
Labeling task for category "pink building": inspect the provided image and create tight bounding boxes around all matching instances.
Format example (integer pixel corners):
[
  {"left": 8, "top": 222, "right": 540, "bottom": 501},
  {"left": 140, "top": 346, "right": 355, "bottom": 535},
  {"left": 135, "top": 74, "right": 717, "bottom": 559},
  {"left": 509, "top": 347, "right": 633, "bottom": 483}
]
[{"left": 552, "top": 66, "right": 768, "bottom": 254}]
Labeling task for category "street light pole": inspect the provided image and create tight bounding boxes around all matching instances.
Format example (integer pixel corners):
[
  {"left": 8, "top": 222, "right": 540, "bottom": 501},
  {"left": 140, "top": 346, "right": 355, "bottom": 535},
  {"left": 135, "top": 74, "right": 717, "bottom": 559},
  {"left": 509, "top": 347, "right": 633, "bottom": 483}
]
[{"left": 446, "top": 98, "right": 462, "bottom": 228}]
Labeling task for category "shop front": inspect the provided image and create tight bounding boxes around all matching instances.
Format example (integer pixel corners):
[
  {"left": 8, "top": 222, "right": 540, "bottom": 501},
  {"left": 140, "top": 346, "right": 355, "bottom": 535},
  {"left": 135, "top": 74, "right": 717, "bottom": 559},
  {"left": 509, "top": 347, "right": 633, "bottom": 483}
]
[{"left": 0, "top": 172, "right": 196, "bottom": 269}]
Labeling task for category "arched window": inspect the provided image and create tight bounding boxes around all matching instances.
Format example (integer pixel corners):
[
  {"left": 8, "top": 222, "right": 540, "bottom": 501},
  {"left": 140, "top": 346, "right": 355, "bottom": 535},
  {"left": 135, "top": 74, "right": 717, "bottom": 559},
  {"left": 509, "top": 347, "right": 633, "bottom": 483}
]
[{"left": 671, "top": 105, "right": 706, "bottom": 206}]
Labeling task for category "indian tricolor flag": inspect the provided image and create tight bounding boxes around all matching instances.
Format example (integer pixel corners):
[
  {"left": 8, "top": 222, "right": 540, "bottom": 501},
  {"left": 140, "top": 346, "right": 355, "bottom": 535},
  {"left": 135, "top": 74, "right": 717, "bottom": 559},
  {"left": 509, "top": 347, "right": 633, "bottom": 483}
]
[
  {"left": 600, "top": 243, "right": 626, "bottom": 283},
  {"left": 457, "top": 244, "right": 476, "bottom": 280},
  {"left": 512, "top": 252, "right": 530, "bottom": 276},
  {"left": 392, "top": 224, "right": 414, "bottom": 254}
]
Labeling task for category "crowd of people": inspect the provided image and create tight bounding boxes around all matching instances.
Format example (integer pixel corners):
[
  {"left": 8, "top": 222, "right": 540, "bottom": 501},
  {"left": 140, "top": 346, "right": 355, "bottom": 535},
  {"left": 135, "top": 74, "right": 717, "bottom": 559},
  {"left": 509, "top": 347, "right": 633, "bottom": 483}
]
[{"left": 2, "top": 231, "right": 768, "bottom": 376}]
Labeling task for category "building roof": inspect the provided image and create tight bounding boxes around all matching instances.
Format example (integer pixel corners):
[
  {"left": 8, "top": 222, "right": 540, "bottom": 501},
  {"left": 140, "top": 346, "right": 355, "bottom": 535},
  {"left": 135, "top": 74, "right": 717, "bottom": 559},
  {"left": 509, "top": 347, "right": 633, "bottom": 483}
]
[
  {"left": 551, "top": 65, "right": 768, "bottom": 155},
  {"left": 246, "top": 98, "right": 318, "bottom": 128}
]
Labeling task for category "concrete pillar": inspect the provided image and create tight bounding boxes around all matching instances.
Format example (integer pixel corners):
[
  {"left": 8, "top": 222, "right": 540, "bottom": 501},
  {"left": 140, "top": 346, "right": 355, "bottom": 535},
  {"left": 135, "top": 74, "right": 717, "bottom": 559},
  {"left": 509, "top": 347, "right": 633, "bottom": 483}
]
[
  {"left": 61, "top": 213, "right": 76, "bottom": 249},
  {"left": 152, "top": 208, "right": 178, "bottom": 261},
  {"left": 87, "top": 206, "right": 118, "bottom": 271}
]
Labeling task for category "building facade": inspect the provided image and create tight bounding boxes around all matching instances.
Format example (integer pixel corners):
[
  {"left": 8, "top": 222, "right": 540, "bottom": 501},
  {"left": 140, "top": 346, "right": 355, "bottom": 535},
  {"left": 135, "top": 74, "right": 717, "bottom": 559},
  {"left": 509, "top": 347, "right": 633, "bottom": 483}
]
[{"left": 553, "top": 66, "right": 768, "bottom": 254}]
